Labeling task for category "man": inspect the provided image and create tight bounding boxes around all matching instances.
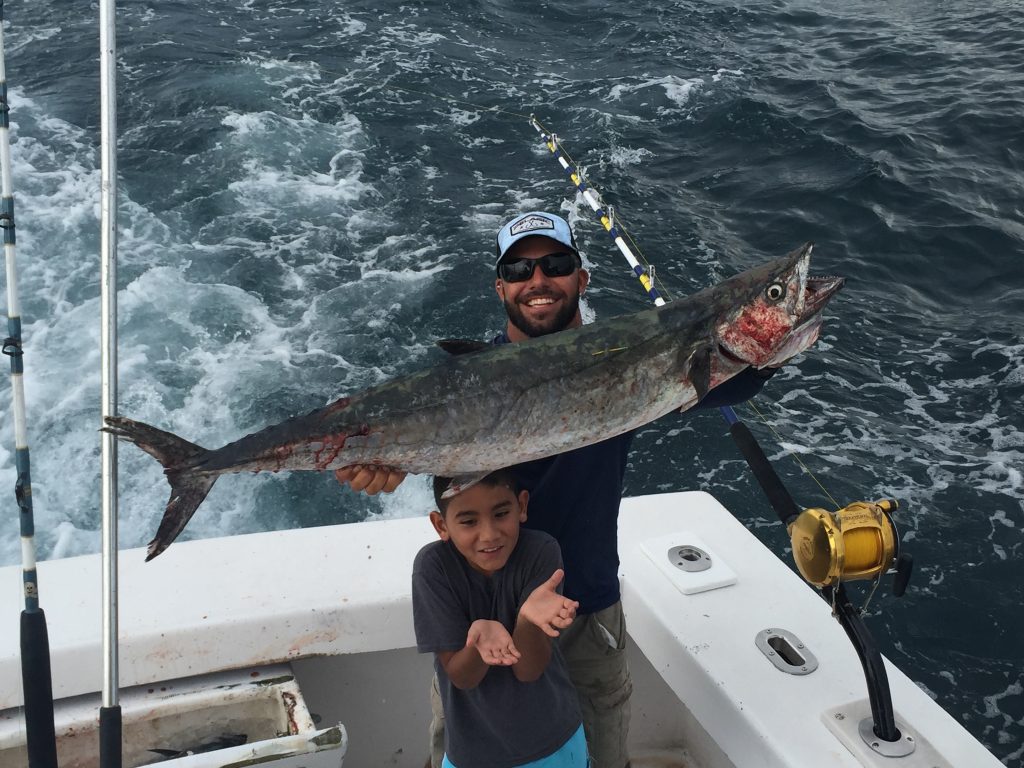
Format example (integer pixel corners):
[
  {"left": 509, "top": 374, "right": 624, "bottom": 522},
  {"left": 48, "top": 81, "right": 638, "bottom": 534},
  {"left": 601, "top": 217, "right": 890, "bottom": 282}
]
[{"left": 338, "top": 211, "right": 777, "bottom": 767}]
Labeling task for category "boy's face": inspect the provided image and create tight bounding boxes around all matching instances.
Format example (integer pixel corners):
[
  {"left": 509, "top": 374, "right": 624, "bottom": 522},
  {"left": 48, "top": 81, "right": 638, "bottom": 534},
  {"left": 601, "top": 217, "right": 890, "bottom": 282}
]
[{"left": 430, "top": 482, "right": 529, "bottom": 576}]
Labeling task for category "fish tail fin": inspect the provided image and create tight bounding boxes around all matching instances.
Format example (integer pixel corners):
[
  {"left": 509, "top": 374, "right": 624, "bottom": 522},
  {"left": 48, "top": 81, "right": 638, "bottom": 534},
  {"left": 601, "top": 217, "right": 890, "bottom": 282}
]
[{"left": 102, "top": 416, "right": 218, "bottom": 561}]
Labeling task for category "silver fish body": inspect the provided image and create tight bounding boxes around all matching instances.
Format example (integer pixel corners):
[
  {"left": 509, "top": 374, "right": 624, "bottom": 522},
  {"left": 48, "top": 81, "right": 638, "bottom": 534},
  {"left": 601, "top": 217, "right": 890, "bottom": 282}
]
[{"left": 104, "top": 242, "right": 843, "bottom": 559}]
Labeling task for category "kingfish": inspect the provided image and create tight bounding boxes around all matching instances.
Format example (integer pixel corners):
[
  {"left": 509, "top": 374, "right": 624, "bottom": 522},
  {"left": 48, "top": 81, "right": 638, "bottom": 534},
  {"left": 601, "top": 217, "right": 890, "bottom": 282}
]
[{"left": 105, "top": 243, "right": 843, "bottom": 560}]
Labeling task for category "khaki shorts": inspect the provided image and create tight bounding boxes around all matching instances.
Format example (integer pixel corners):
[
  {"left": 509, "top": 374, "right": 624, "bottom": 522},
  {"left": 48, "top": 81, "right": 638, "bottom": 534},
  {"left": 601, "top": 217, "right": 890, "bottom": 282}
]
[{"left": 429, "top": 601, "right": 632, "bottom": 768}]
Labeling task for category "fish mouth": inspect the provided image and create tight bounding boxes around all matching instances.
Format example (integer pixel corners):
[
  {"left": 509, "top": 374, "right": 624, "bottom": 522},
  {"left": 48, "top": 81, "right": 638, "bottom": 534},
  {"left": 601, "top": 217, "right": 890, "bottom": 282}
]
[{"left": 798, "top": 275, "right": 845, "bottom": 325}]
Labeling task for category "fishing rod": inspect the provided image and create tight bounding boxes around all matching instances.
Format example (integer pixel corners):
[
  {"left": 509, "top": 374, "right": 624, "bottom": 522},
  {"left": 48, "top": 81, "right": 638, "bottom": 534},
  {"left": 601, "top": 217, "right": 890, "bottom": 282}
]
[
  {"left": 528, "top": 116, "right": 920, "bottom": 750},
  {"left": 0, "top": 2, "right": 59, "bottom": 766},
  {"left": 528, "top": 116, "right": 838, "bottom": 515}
]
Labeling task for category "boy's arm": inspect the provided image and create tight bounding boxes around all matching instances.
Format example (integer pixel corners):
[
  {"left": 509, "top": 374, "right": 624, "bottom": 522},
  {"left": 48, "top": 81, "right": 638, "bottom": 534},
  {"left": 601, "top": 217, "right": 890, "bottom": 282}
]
[
  {"left": 439, "top": 620, "right": 520, "bottom": 690},
  {"left": 510, "top": 617, "right": 552, "bottom": 683},
  {"left": 512, "top": 569, "right": 578, "bottom": 683},
  {"left": 437, "top": 647, "right": 489, "bottom": 690}
]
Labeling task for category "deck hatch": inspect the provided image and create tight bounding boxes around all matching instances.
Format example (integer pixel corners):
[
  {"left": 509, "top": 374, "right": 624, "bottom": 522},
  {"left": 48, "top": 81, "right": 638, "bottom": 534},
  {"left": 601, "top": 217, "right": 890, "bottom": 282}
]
[{"left": 755, "top": 628, "right": 818, "bottom": 675}]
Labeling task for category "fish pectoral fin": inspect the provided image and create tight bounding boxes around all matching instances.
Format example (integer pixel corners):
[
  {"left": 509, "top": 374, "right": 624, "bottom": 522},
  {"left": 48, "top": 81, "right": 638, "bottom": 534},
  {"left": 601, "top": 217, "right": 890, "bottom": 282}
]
[
  {"left": 437, "top": 338, "right": 490, "bottom": 356},
  {"left": 686, "top": 344, "right": 713, "bottom": 406}
]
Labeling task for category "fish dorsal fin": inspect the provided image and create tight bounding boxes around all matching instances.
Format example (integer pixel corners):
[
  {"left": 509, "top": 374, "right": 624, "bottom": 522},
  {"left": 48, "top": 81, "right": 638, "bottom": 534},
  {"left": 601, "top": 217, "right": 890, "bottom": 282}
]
[
  {"left": 440, "top": 473, "right": 490, "bottom": 499},
  {"left": 437, "top": 338, "right": 490, "bottom": 356}
]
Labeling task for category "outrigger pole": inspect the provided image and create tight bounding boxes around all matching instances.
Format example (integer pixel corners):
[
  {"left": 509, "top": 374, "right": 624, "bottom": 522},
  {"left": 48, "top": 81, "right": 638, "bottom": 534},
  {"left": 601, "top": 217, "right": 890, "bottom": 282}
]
[
  {"left": 98, "top": 0, "right": 122, "bottom": 763},
  {"left": 0, "top": 2, "right": 59, "bottom": 766}
]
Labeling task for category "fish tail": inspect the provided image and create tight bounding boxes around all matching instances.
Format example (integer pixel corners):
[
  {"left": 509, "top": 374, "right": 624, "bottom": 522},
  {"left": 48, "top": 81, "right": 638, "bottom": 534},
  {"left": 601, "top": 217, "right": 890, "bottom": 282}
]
[{"left": 102, "top": 416, "right": 218, "bottom": 561}]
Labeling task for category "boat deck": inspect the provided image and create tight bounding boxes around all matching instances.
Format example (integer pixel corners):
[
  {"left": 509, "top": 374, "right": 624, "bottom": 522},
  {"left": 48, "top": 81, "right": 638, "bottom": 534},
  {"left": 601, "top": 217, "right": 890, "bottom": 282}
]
[{"left": 0, "top": 491, "right": 1002, "bottom": 767}]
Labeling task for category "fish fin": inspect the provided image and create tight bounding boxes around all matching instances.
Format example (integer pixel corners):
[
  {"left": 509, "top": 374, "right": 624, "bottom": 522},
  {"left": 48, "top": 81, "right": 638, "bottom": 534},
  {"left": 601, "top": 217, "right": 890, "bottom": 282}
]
[
  {"left": 437, "top": 338, "right": 490, "bottom": 356},
  {"left": 102, "top": 417, "right": 217, "bottom": 561},
  {"left": 439, "top": 473, "right": 490, "bottom": 499},
  {"left": 145, "top": 470, "right": 218, "bottom": 561},
  {"left": 686, "top": 345, "right": 713, "bottom": 406}
]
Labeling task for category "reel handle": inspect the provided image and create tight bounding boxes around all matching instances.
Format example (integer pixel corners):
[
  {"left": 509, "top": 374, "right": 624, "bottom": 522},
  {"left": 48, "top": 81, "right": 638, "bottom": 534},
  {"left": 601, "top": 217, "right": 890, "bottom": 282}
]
[{"left": 892, "top": 553, "right": 914, "bottom": 597}]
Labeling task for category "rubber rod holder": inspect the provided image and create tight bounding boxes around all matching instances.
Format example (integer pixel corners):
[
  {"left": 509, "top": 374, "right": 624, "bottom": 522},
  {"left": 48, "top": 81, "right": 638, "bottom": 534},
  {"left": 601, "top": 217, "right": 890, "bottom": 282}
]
[{"left": 827, "top": 584, "right": 901, "bottom": 742}]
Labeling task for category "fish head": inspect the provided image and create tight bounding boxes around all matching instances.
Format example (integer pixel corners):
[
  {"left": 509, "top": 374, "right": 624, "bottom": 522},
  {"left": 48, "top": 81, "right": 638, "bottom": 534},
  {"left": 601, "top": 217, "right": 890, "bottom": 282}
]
[{"left": 716, "top": 243, "right": 844, "bottom": 369}]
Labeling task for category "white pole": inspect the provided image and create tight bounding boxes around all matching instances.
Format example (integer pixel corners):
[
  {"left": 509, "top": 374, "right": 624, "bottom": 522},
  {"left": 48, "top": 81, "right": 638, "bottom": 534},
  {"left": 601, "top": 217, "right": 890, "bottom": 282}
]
[{"left": 98, "top": 0, "right": 121, "bottom": 763}]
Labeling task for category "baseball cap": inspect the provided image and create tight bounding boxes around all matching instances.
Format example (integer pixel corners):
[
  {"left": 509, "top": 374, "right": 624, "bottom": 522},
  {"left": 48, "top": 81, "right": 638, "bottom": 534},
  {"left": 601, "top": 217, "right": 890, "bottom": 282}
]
[{"left": 495, "top": 211, "right": 579, "bottom": 266}]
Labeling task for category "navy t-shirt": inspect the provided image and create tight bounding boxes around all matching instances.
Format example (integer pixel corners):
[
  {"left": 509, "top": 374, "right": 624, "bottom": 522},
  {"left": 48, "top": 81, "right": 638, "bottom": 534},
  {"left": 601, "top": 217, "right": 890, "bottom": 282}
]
[
  {"left": 412, "top": 529, "right": 581, "bottom": 768},
  {"left": 492, "top": 330, "right": 774, "bottom": 615}
]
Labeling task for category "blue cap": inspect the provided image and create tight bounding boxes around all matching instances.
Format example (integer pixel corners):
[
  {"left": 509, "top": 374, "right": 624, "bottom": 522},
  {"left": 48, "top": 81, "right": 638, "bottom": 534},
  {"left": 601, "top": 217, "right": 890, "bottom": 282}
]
[{"left": 495, "top": 211, "right": 578, "bottom": 266}]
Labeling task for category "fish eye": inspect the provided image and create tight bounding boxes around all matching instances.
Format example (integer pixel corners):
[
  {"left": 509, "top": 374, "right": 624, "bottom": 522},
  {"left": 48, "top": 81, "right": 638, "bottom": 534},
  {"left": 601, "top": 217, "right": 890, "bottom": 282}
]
[{"left": 765, "top": 282, "right": 786, "bottom": 302}]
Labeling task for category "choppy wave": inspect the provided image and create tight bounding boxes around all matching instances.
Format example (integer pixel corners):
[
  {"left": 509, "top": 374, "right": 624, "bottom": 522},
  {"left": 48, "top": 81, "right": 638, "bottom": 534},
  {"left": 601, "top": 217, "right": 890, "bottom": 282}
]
[{"left": 0, "top": 0, "right": 1021, "bottom": 760}]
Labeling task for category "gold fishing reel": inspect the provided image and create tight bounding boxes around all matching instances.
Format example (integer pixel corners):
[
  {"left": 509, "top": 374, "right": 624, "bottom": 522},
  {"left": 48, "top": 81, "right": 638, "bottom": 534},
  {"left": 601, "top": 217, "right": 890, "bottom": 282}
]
[{"left": 788, "top": 500, "right": 903, "bottom": 588}]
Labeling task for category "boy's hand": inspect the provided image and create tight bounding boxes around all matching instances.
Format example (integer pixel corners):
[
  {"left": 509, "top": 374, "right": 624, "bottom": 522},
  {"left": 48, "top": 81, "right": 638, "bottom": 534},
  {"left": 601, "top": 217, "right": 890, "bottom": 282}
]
[
  {"left": 467, "top": 620, "right": 521, "bottom": 666},
  {"left": 519, "top": 569, "right": 579, "bottom": 638},
  {"left": 334, "top": 465, "right": 407, "bottom": 495}
]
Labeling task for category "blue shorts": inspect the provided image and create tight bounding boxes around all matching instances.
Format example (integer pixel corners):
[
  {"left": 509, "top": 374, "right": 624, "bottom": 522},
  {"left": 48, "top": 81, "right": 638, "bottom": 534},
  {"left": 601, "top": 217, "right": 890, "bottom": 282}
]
[{"left": 442, "top": 723, "right": 588, "bottom": 768}]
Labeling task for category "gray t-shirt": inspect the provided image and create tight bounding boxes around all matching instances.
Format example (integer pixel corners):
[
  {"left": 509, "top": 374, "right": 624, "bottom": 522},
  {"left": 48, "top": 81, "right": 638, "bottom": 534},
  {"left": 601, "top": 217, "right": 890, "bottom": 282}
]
[{"left": 412, "top": 529, "right": 582, "bottom": 768}]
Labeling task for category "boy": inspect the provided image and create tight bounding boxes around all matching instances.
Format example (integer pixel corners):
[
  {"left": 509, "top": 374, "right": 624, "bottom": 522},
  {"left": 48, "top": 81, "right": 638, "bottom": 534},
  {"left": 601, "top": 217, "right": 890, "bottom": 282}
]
[{"left": 412, "top": 471, "right": 588, "bottom": 768}]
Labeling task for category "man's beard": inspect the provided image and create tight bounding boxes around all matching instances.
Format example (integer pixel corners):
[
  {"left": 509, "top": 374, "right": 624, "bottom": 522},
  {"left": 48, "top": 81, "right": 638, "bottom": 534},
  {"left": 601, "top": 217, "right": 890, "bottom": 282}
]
[{"left": 504, "top": 291, "right": 580, "bottom": 338}]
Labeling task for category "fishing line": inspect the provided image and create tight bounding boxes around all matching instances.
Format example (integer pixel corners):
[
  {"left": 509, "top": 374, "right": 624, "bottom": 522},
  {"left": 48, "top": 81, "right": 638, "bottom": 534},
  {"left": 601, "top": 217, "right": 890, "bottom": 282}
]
[{"left": 744, "top": 400, "right": 842, "bottom": 510}]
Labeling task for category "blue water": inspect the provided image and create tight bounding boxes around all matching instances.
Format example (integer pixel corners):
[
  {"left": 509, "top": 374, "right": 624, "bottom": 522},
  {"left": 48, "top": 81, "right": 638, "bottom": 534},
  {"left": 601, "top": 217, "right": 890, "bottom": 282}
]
[{"left": 0, "top": 0, "right": 1021, "bottom": 762}]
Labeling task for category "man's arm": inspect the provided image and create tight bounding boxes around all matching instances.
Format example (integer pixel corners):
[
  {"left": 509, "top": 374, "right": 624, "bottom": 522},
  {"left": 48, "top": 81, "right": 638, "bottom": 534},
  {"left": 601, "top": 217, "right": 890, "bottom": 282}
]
[{"left": 696, "top": 366, "right": 778, "bottom": 410}]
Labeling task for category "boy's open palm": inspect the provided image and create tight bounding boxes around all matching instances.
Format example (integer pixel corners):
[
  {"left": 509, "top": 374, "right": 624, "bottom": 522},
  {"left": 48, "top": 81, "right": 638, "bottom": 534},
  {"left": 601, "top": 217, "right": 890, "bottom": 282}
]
[
  {"left": 520, "top": 569, "right": 579, "bottom": 638},
  {"left": 468, "top": 619, "right": 521, "bottom": 665}
]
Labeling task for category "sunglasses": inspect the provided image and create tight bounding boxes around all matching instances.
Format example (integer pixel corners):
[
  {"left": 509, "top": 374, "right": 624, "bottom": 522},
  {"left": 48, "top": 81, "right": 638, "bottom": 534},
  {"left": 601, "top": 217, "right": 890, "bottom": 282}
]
[{"left": 498, "top": 252, "right": 579, "bottom": 283}]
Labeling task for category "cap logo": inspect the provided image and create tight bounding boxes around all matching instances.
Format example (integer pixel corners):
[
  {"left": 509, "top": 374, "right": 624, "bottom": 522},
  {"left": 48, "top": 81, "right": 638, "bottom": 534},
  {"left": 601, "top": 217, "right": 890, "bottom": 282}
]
[{"left": 509, "top": 215, "right": 555, "bottom": 237}]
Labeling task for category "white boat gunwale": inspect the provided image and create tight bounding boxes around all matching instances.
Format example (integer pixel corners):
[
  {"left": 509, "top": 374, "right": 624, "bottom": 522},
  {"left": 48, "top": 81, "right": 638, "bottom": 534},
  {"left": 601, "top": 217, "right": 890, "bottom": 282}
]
[{"left": 0, "top": 491, "right": 1003, "bottom": 767}]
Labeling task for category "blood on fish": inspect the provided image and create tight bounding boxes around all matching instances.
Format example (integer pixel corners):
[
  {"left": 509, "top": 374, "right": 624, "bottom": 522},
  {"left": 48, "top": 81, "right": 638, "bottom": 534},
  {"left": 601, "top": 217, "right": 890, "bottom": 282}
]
[
  {"left": 272, "top": 444, "right": 294, "bottom": 472},
  {"left": 312, "top": 433, "right": 348, "bottom": 470},
  {"left": 311, "top": 424, "right": 371, "bottom": 470},
  {"left": 722, "top": 303, "right": 790, "bottom": 363}
]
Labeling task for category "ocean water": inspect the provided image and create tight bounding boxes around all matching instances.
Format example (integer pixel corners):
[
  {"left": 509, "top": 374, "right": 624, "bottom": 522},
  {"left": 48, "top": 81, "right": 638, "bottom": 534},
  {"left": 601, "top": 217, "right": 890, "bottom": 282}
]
[{"left": 0, "top": 0, "right": 1021, "bottom": 762}]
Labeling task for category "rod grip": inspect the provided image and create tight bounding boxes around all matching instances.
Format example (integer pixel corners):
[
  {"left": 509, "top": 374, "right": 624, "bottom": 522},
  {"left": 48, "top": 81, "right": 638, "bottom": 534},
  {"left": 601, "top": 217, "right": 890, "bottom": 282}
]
[
  {"left": 21, "top": 609, "right": 58, "bottom": 768},
  {"left": 728, "top": 421, "right": 801, "bottom": 527}
]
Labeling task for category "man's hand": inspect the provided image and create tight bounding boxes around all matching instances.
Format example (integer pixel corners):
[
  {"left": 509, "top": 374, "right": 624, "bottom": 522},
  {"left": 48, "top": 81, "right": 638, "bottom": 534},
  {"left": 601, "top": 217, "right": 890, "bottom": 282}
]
[
  {"left": 467, "top": 620, "right": 521, "bottom": 666},
  {"left": 334, "top": 465, "right": 407, "bottom": 495},
  {"left": 518, "top": 569, "right": 578, "bottom": 638}
]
